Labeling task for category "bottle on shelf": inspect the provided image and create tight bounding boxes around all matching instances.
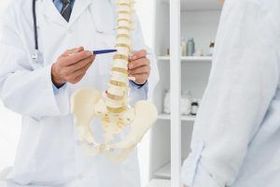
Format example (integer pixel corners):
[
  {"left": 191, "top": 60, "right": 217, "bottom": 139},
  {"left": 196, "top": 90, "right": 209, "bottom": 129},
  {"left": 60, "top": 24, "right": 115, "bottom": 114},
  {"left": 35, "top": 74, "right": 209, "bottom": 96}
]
[
  {"left": 181, "top": 38, "right": 187, "bottom": 56},
  {"left": 187, "top": 37, "right": 195, "bottom": 56},
  {"left": 163, "top": 89, "right": 170, "bottom": 114},
  {"left": 166, "top": 48, "right": 170, "bottom": 56},
  {"left": 208, "top": 41, "right": 215, "bottom": 56},
  {"left": 190, "top": 99, "right": 199, "bottom": 116}
]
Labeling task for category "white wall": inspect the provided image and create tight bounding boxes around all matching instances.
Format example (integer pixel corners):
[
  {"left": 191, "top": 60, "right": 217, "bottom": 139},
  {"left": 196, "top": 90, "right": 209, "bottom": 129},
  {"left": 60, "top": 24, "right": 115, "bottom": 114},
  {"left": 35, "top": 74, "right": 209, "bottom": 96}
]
[{"left": 0, "top": 0, "right": 21, "bottom": 174}]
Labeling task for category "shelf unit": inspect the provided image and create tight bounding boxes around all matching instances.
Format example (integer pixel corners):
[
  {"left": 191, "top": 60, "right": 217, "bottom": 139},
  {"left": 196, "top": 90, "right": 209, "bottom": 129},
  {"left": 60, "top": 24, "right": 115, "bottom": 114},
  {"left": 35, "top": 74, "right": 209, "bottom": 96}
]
[
  {"left": 158, "top": 114, "right": 196, "bottom": 122},
  {"left": 153, "top": 162, "right": 171, "bottom": 179},
  {"left": 147, "top": 179, "right": 171, "bottom": 187},
  {"left": 163, "top": 0, "right": 222, "bottom": 11},
  {"left": 148, "top": 0, "right": 222, "bottom": 187},
  {"left": 157, "top": 56, "right": 212, "bottom": 62}
]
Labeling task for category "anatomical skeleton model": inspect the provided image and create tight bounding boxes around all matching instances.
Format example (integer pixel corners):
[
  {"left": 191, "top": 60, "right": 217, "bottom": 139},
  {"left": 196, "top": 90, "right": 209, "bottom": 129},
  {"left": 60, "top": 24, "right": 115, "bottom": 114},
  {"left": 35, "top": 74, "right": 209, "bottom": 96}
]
[{"left": 71, "top": 0, "right": 157, "bottom": 161}]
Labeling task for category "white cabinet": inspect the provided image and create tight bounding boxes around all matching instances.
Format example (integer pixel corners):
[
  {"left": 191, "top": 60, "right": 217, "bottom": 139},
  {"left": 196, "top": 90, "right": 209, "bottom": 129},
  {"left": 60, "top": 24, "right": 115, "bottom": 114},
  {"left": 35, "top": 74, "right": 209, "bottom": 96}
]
[{"left": 148, "top": 0, "right": 222, "bottom": 186}]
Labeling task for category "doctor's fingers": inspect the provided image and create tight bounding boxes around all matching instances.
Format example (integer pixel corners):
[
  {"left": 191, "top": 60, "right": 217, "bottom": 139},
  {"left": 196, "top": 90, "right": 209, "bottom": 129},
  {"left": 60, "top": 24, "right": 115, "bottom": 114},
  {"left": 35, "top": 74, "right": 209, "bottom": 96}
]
[
  {"left": 72, "top": 71, "right": 88, "bottom": 84},
  {"left": 130, "top": 49, "right": 147, "bottom": 61},
  {"left": 65, "top": 55, "right": 95, "bottom": 73},
  {"left": 67, "top": 63, "right": 92, "bottom": 84},
  {"left": 62, "top": 50, "right": 93, "bottom": 66},
  {"left": 128, "top": 65, "right": 150, "bottom": 75},
  {"left": 61, "top": 58, "right": 92, "bottom": 82},
  {"left": 73, "top": 58, "right": 93, "bottom": 75},
  {"left": 128, "top": 58, "right": 150, "bottom": 70},
  {"left": 63, "top": 47, "right": 84, "bottom": 56}
]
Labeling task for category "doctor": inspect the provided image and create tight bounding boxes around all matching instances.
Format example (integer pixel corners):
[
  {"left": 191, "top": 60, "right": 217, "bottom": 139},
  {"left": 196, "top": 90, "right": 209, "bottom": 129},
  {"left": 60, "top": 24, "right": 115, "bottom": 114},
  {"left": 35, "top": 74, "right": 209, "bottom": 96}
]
[
  {"left": 182, "top": 0, "right": 280, "bottom": 187},
  {"left": 0, "top": 0, "right": 159, "bottom": 186}
]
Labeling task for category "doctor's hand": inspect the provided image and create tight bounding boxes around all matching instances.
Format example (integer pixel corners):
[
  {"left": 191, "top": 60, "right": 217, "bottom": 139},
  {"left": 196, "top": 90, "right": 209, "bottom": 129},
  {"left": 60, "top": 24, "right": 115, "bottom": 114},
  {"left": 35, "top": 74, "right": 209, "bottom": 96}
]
[
  {"left": 51, "top": 47, "right": 95, "bottom": 87},
  {"left": 128, "top": 50, "right": 150, "bottom": 85}
]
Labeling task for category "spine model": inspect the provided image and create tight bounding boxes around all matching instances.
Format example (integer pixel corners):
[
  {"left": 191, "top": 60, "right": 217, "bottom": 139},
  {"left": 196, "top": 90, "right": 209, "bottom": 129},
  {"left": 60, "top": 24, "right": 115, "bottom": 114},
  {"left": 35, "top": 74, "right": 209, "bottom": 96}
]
[
  {"left": 71, "top": 0, "right": 157, "bottom": 161},
  {"left": 104, "top": 0, "right": 133, "bottom": 128}
]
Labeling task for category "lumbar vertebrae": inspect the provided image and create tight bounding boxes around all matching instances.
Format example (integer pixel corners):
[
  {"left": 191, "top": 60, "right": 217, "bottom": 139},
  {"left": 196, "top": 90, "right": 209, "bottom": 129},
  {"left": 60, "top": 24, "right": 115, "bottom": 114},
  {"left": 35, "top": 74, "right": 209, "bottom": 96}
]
[{"left": 71, "top": 0, "right": 157, "bottom": 161}]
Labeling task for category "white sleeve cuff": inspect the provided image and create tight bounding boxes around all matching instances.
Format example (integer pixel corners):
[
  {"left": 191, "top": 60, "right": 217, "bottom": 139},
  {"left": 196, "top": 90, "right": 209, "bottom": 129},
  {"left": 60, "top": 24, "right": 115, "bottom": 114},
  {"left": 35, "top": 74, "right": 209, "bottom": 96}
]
[
  {"left": 129, "top": 81, "right": 148, "bottom": 105},
  {"left": 182, "top": 141, "right": 225, "bottom": 187}
]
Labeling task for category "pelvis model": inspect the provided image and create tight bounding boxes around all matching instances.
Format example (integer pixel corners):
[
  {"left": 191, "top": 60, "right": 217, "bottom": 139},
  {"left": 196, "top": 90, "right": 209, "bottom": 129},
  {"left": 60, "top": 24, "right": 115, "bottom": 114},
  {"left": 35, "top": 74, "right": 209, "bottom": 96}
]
[{"left": 71, "top": 0, "right": 158, "bottom": 161}]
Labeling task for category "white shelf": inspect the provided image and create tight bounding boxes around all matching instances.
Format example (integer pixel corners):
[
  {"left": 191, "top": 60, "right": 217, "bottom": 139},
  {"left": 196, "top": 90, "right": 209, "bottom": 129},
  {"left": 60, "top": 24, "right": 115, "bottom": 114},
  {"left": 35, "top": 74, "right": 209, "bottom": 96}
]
[
  {"left": 157, "top": 56, "right": 212, "bottom": 62},
  {"left": 153, "top": 162, "right": 171, "bottom": 179},
  {"left": 162, "top": 0, "right": 222, "bottom": 11},
  {"left": 158, "top": 114, "right": 196, "bottom": 122},
  {"left": 147, "top": 179, "right": 171, "bottom": 187},
  {"left": 150, "top": 0, "right": 221, "bottom": 186}
]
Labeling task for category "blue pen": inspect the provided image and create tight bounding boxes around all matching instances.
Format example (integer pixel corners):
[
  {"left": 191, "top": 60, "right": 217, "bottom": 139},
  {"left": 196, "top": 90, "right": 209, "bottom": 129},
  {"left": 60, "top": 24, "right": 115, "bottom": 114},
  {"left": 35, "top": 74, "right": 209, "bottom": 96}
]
[{"left": 93, "top": 49, "right": 117, "bottom": 55}]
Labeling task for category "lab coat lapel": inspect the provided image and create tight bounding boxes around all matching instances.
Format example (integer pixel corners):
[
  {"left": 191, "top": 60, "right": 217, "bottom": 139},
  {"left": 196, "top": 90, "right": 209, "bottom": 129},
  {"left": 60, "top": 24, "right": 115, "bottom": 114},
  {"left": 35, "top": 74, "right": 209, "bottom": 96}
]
[
  {"left": 41, "top": 0, "right": 93, "bottom": 27},
  {"left": 41, "top": 0, "right": 66, "bottom": 26},
  {"left": 69, "top": 0, "right": 93, "bottom": 25},
  {"left": 90, "top": 0, "right": 115, "bottom": 34}
]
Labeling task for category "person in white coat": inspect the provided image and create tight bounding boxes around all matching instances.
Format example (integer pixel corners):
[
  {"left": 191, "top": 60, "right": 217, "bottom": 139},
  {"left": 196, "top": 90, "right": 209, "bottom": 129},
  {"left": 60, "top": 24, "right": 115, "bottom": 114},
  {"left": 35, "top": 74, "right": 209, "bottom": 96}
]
[
  {"left": 182, "top": 0, "right": 280, "bottom": 186},
  {"left": 0, "top": 0, "right": 159, "bottom": 186}
]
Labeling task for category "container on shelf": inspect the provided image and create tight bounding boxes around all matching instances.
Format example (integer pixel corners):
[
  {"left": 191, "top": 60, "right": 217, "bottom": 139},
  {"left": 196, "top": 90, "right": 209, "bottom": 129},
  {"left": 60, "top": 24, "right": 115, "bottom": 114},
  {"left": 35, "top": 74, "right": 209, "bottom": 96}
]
[
  {"left": 208, "top": 41, "right": 215, "bottom": 56},
  {"left": 181, "top": 38, "right": 187, "bottom": 56},
  {"left": 163, "top": 89, "right": 193, "bottom": 116},
  {"left": 187, "top": 37, "right": 195, "bottom": 56},
  {"left": 194, "top": 49, "right": 204, "bottom": 57},
  {"left": 181, "top": 90, "right": 192, "bottom": 115},
  {"left": 163, "top": 89, "right": 170, "bottom": 114},
  {"left": 190, "top": 99, "right": 200, "bottom": 116},
  {"left": 166, "top": 48, "right": 170, "bottom": 56}
]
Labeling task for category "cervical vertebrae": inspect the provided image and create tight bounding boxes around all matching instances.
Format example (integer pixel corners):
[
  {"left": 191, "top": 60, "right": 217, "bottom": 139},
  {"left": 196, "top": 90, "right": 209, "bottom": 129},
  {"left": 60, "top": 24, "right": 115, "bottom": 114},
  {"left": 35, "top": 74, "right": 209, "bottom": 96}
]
[{"left": 71, "top": 0, "right": 158, "bottom": 161}]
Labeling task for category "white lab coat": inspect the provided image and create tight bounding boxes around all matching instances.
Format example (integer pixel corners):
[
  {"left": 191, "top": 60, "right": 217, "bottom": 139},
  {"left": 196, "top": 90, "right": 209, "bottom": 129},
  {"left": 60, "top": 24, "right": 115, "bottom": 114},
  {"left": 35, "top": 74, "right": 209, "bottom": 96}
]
[
  {"left": 0, "top": 0, "right": 159, "bottom": 186},
  {"left": 182, "top": 0, "right": 280, "bottom": 187}
]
